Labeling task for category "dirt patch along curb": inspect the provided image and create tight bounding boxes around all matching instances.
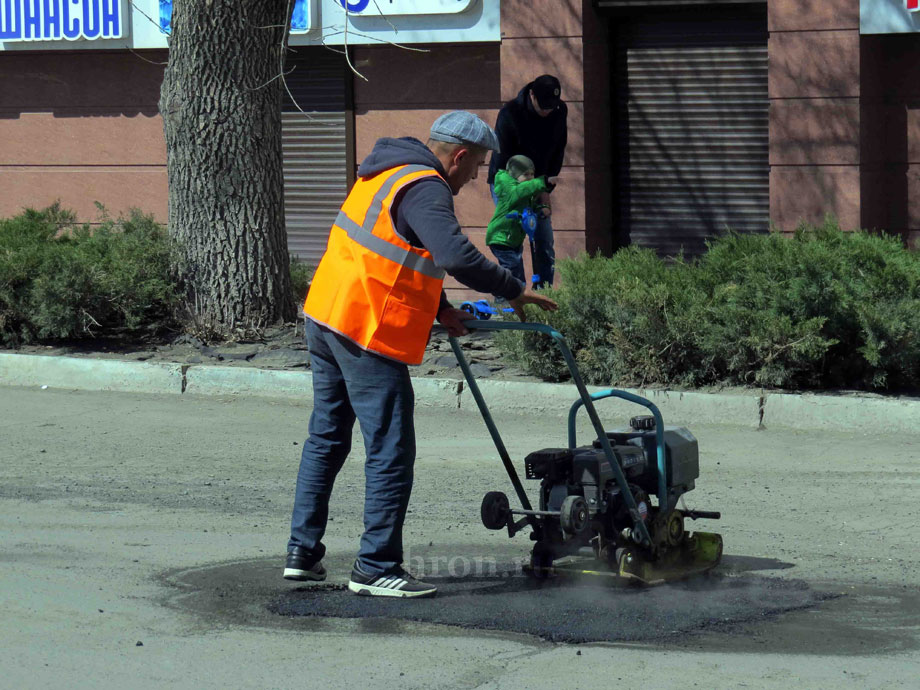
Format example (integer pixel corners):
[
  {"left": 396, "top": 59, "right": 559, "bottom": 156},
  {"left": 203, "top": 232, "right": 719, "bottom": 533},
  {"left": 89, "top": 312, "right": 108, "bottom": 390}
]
[{"left": 2, "top": 351, "right": 919, "bottom": 434}]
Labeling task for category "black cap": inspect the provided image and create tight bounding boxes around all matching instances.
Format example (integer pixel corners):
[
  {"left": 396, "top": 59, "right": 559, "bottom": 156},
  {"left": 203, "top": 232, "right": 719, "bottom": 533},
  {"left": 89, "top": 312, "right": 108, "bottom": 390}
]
[{"left": 531, "top": 75, "right": 561, "bottom": 110}]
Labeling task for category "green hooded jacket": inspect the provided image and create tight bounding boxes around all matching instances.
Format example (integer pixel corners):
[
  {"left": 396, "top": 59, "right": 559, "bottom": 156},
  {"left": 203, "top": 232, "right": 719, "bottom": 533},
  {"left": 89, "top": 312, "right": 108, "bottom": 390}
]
[{"left": 485, "top": 169, "right": 548, "bottom": 249}]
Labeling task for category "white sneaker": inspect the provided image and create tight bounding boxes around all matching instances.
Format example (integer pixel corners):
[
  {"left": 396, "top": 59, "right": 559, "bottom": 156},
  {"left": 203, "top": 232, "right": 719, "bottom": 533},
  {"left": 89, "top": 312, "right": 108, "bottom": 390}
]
[{"left": 347, "top": 561, "right": 437, "bottom": 598}]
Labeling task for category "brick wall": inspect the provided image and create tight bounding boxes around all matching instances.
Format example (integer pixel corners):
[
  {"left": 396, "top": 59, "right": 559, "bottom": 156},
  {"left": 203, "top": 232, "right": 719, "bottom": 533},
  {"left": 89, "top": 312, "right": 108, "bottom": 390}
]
[
  {"left": 353, "top": 1, "right": 611, "bottom": 299},
  {"left": 351, "top": 42, "right": 501, "bottom": 299},
  {"left": 768, "top": 0, "right": 862, "bottom": 232},
  {"left": 500, "top": 0, "right": 607, "bottom": 272},
  {"left": 860, "top": 33, "right": 920, "bottom": 247},
  {"left": 0, "top": 51, "right": 168, "bottom": 223}
]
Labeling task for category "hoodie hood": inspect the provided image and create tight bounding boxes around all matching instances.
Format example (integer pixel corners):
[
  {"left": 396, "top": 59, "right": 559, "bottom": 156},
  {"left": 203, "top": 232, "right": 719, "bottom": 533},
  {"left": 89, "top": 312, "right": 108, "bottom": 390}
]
[
  {"left": 514, "top": 82, "right": 534, "bottom": 109},
  {"left": 487, "top": 81, "right": 567, "bottom": 184},
  {"left": 357, "top": 137, "right": 447, "bottom": 179},
  {"left": 512, "top": 81, "right": 562, "bottom": 117}
]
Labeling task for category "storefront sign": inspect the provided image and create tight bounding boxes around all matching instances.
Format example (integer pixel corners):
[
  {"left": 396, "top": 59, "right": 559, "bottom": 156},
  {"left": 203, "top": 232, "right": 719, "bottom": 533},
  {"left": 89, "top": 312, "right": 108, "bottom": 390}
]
[
  {"left": 1, "top": 0, "right": 497, "bottom": 49},
  {"left": 861, "top": 0, "right": 920, "bottom": 32},
  {"left": 331, "top": 0, "right": 473, "bottom": 15},
  {"left": 0, "top": 0, "right": 123, "bottom": 41},
  {"left": 157, "top": 0, "right": 476, "bottom": 35}
]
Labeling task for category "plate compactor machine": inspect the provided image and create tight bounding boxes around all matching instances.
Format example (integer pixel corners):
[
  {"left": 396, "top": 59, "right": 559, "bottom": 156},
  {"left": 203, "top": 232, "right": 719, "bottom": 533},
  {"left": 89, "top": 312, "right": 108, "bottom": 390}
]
[{"left": 450, "top": 320, "right": 723, "bottom": 585}]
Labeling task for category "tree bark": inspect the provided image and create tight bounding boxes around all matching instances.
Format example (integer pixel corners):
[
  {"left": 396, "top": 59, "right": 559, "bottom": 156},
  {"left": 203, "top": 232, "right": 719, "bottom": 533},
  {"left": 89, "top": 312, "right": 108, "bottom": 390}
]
[{"left": 160, "top": 0, "right": 296, "bottom": 337}]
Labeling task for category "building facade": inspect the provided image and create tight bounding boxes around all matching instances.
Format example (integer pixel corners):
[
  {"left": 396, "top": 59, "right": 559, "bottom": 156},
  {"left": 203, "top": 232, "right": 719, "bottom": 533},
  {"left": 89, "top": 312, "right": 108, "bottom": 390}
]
[{"left": 1, "top": 0, "right": 918, "bottom": 298}]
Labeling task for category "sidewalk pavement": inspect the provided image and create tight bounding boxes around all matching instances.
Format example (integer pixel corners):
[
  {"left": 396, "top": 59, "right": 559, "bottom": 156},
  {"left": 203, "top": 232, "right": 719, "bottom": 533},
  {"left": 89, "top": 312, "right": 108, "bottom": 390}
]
[{"left": 1, "top": 351, "right": 918, "bottom": 434}]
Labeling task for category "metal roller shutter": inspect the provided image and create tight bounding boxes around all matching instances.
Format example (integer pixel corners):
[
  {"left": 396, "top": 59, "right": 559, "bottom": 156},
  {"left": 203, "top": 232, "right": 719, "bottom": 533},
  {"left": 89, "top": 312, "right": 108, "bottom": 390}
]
[
  {"left": 282, "top": 49, "right": 351, "bottom": 263},
  {"left": 613, "top": 8, "right": 768, "bottom": 256}
]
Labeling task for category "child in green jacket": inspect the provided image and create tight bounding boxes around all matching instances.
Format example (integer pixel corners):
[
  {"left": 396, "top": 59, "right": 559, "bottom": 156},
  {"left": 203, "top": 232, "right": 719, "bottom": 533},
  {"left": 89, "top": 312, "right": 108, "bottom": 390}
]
[{"left": 486, "top": 155, "right": 551, "bottom": 288}]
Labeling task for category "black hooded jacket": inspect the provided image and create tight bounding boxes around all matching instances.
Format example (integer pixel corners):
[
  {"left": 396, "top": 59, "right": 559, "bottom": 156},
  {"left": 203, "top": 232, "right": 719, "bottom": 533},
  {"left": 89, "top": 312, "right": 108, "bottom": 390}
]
[
  {"left": 487, "top": 82, "right": 568, "bottom": 185},
  {"left": 356, "top": 137, "right": 524, "bottom": 304}
]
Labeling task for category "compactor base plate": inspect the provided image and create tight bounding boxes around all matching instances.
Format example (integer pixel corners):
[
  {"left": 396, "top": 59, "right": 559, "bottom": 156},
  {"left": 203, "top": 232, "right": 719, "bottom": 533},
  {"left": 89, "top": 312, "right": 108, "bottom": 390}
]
[{"left": 524, "top": 532, "right": 723, "bottom": 586}]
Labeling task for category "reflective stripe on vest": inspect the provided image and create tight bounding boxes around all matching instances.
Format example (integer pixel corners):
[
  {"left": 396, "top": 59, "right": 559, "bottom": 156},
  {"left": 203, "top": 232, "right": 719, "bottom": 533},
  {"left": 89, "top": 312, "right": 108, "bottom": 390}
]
[
  {"left": 304, "top": 164, "right": 447, "bottom": 365},
  {"left": 331, "top": 210, "right": 444, "bottom": 280}
]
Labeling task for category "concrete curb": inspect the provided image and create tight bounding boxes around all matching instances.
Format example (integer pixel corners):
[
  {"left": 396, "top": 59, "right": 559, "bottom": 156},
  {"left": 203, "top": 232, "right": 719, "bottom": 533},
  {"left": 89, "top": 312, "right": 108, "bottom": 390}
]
[
  {"left": 183, "top": 365, "right": 312, "bottom": 402},
  {"left": 0, "top": 352, "right": 183, "bottom": 396},
  {"left": 2, "top": 352, "right": 918, "bottom": 433},
  {"left": 413, "top": 377, "right": 463, "bottom": 408},
  {"left": 765, "top": 392, "right": 920, "bottom": 434},
  {"left": 465, "top": 380, "right": 764, "bottom": 429}
]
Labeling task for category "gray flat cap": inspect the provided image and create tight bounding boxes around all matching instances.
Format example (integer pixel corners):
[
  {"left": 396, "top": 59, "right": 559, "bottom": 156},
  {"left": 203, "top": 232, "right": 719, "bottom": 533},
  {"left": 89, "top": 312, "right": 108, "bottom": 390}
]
[{"left": 429, "top": 111, "right": 500, "bottom": 152}]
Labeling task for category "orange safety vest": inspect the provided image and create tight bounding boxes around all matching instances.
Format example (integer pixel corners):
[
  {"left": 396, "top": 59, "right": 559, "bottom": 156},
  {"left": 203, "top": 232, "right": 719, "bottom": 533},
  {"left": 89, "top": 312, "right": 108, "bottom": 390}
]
[{"left": 304, "top": 164, "right": 448, "bottom": 365}]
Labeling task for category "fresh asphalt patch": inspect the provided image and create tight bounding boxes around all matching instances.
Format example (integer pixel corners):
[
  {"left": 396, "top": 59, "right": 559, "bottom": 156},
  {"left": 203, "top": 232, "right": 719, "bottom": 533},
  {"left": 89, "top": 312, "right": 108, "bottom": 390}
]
[
  {"left": 162, "top": 551, "right": 920, "bottom": 653},
  {"left": 268, "top": 569, "right": 831, "bottom": 644},
  {"left": 162, "top": 552, "right": 838, "bottom": 645}
]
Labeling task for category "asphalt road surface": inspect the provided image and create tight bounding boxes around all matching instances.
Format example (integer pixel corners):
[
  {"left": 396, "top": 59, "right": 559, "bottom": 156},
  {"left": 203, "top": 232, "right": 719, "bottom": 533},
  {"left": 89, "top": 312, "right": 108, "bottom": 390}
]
[{"left": 1, "top": 386, "right": 919, "bottom": 689}]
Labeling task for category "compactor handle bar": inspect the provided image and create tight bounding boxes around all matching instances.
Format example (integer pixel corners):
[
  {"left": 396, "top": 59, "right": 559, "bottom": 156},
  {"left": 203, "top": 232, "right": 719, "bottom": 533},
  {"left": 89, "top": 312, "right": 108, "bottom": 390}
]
[
  {"left": 450, "top": 319, "right": 654, "bottom": 545},
  {"left": 568, "top": 390, "right": 668, "bottom": 514}
]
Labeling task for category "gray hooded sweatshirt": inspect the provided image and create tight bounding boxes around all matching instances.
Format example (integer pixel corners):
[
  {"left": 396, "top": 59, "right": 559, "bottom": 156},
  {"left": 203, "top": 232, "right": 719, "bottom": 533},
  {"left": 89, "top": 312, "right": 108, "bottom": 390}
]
[{"left": 356, "top": 136, "right": 525, "bottom": 306}]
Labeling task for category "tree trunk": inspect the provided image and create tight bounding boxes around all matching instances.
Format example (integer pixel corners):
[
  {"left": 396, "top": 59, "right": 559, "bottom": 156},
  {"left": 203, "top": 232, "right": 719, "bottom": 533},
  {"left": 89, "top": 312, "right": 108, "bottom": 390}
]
[{"left": 159, "top": 0, "right": 296, "bottom": 337}]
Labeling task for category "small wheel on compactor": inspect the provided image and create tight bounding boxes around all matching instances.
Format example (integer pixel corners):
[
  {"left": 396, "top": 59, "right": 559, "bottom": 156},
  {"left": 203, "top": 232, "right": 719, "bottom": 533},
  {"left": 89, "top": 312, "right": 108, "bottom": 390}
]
[
  {"left": 480, "top": 491, "right": 510, "bottom": 530},
  {"left": 560, "top": 495, "right": 589, "bottom": 535},
  {"left": 665, "top": 510, "right": 685, "bottom": 547}
]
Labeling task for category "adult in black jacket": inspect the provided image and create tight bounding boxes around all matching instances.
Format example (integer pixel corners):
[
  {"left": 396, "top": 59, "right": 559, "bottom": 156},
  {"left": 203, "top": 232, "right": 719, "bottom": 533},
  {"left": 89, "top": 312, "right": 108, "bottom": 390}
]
[{"left": 488, "top": 75, "right": 567, "bottom": 289}]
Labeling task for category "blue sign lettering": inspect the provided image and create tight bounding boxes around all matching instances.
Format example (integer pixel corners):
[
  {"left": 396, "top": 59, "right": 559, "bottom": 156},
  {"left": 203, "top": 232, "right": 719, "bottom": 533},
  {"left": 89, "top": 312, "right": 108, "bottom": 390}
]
[
  {"left": 62, "top": 0, "right": 80, "bottom": 39},
  {"left": 290, "top": 0, "right": 307, "bottom": 31},
  {"left": 338, "top": 0, "right": 370, "bottom": 11},
  {"left": 159, "top": 0, "right": 313, "bottom": 34},
  {"left": 81, "top": 0, "right": 99, "bottom": 38},
  {"left": 23, "top": 0, "right": 40, "bottom": 38},
  {"left": 42, "top": 0, "right": 60, "bottom": 38},
  {"left": 1, "top": 0, "right": 20, "bottom": 40},
  {"left": 0, "top": 0, "right": 122, "bottom": 41},
  {"left": 100, "top": 0, "right": 115, "bottom": 35},
  {"left": 158, "top": 0, "right": 170, "bottom": 33}
]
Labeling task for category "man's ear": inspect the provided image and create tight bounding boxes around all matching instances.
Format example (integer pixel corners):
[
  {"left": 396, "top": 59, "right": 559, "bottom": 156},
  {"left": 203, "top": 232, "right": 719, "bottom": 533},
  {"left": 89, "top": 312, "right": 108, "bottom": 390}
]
[{"left": 452, "top": 146, "right": 470, "bottom": 167}]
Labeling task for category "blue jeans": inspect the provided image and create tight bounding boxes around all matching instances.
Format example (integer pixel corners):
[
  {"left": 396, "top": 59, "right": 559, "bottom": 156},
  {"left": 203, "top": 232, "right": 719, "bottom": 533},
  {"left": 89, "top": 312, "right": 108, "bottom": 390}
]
[
  {"left": 489, "top": 244, "right": 526, "bottom": 286},
  {"left": 288, "top": 319, "right": 416, "bottom": 576},
  {"left": 532, "top": 213, "right": 555, "bottom": 289},
  {"left": 490, "top": 183, "right": 555, "bottom": 289}
]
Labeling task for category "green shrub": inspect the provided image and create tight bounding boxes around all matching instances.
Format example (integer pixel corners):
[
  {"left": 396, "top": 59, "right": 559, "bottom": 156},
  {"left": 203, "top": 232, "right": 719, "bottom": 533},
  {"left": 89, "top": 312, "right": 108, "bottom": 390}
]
[
  {"left": 497, "top": 249, "right": 708, "bottom": 386},
  {"left": 694, "top": 218, "right": 920, "bottom": 388},
  {"left": 289, "top": 255, "right": 315, "bottom": 306},
  {"left": 496, "top": 219, "right": 920, "bottom": 392},
  {"left": 0, "top": 204, "right": 179, "bottom": 346},
  {"left": 494, "top": 286, "right": 570, "bottom": 381}
]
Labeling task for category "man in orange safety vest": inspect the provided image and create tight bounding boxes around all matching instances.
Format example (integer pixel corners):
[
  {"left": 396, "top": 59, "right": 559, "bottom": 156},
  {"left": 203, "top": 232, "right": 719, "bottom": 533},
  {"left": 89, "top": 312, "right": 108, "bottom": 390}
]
[{"left": 284, "top": 111, "right": 557, "bottom": 598}]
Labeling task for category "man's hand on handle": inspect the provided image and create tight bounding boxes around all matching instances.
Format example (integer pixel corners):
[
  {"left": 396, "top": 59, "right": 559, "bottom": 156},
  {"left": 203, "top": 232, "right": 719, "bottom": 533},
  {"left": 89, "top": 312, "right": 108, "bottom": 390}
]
[
  {"left": 436, "top": 307, "right": 472, "bottom": 337},
  {"left": 442, "top": 289, "right": 558, "bottom": 335},
  {"left": 509, "top": 290, "right": 558, "bottom": 322}
]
